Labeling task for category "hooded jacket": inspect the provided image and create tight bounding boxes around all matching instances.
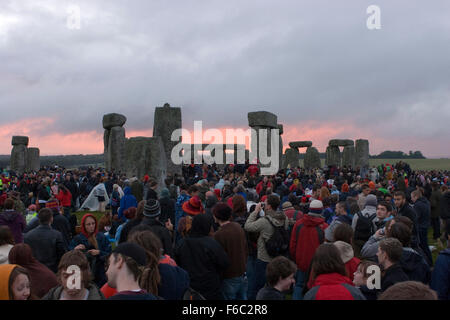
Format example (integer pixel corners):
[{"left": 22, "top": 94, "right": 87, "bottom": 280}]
[
  {"left": 118, "top": 187, "right": 138, "bottom": 220},
  {"left": 400, "top": 247, "right": 431, "bottom": 284},
  {"left": 244, "top": 209, "right": 288, "bottom": 263},
  {"left": 0, "top": 264, "right": 19, "bottom": 300},
  {"left": 440, "top": 191, "right": 450, "bottom": 219},
  {"left": 304, "top": 273, "right": 366, "bottom": 300},
  {"left": 413, "top": 197, "right": 431, "bottom": 229},
  {"left": 69, "top": 214, "right": 111, "bottom": 258},
  {"left": 351, "top": 205, "right": 377, "bottom": 232},
  {"left": 333, "top": 241, "right": 360, "bottom": 281},
  {"left": 174, "top": 214, "right": 230, "bottom": 300},
  {"left": 42, "top": 282, "right": 105, "bottom": 300},
  {"left": 0, "top": 210, "right": 26, "bottom": 244},
  {"left": 8, "top": 243, "right": 58, "bottom": 298},
  {"left": 0, "top": 244, "right": 13, "bottom": 265},
  {"left": 431, "top": 248, "right": 450, "bottom": 300},
  {"left": 381, "top": 263, "right": 409, "bottom": 292},
  {"left": 324, "top": 214, "right": 352, "bottom": 242},
  {"left": 289, "top": 213, "right": 328, "bottom": 272}
]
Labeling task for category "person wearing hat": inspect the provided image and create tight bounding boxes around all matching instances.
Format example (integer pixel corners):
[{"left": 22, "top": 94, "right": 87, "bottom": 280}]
[
  {"left": 131, "top": 199, "right": 174, "bottom": 258},
  {"left": 282, "top": 201, "right": 303, "bottom": 229},
  {"left": 177, "top": 196, "right": 205, "bottom": 240},
  {"left": 289, "top": 199, "right": 328, "bottom": 300},
  {"left": 106, "top": 242, "right": 157, "bottom": 300}
]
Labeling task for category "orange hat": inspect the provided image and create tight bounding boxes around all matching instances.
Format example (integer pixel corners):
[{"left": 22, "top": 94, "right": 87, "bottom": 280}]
[
  {"left": 182, "top": 196, "right": 204, "bottom": 216},
  {"left": 369, "top": 181, "right": 376, "bottom": 190},
  {"left": 0, "top": 264, "right": 19, "bottom": 300}
]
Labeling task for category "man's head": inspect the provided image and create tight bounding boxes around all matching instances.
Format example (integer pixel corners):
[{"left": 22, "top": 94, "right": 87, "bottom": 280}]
[
  {"left": 376, "top": 201, "right": 393, "bottom": 220},
  {"left": 265, "top": 195, "right": 280, "bottom": 211},
  {"left": 57, "top": 250, "right": 91, "bottom": 297},
  {"left": 410, "top": 190, "right": 422, "bottom": 203},
  {"left": 38, "top": 208, "right": 53, "bottom": 225},
  {"left": 3, "top": 198, "right": 14, "bottom": 210},
  {"left": 212, "top": 202, "right": 232, "bottom": 223},
  {"left": 335, "top": 202, "right": 347, "bottom": 216},
  {"left": 393, "top": 191, "right": 406, "bottom": 209},
  {"left": 379, "top": 281, "right": 437, "bottom": 300},
  {"left": 106, "top": 242, "right": 147, "bottom": 290},
  {"left": 377, "top": 237, "right": 403, "bottom": 268},
  {"left": 361, "top": 184, "right": 370, "bottom": 196},
  {"left": 266, "top": 256, "right": 297, "bottom": 292}
]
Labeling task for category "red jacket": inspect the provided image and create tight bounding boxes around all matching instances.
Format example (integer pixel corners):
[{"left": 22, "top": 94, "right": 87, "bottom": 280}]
[
  {"left": 345, "top": 257, "right": 361, "bottom": 282},
  {"left": 289, "top": 214, "right": 328, "bottom": 272},
  {"left": 305, "top": 273, "right": 365, "bottom": 300},
  {"left": 256, "top": 181, "right": 272, "bottom": 195},
  {"left": 248, "top": 165, "right": 258, "bottom": 177},
  {"left": 56, "top": 190, "right": 72, "bottom": 207}
]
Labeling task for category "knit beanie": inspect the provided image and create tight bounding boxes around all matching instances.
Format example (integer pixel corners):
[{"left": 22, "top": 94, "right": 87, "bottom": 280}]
[{"left": 143, "top": 199, "right": 161, "bottom": 218}]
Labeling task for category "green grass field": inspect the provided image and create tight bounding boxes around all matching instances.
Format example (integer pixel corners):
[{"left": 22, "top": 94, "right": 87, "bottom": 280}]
[{"left": 297, "top": 158, "right": 450, "bottom": 171}]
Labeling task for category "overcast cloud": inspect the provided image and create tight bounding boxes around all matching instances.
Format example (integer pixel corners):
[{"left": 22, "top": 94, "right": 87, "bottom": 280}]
[{"left": 0, "top": 0, "right": 449, "bottom": 157}]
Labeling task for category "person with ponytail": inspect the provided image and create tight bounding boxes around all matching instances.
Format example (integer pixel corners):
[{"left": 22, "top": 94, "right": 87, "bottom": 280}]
[
  {"left": 69, "top": 213, "right": 111, "bottom": 287},
  {"left": 100, "top": 228, "right": 189, "bottom": 300}
]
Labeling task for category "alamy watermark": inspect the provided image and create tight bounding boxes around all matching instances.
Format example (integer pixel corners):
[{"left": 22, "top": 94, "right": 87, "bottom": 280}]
[
  {"left": 367, "top": 5, "right": 381, "bottom": 30},
  {"left": 170, "top": 121, "right": 280, "bottom": 175}
]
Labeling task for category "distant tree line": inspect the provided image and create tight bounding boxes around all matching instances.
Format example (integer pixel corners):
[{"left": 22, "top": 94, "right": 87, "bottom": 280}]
[
  {"left": 370, "top": 150, "right": 426, "bottom": 159},
  {"left": 0, "top": 154, "right": 105, "bottom": 170}
]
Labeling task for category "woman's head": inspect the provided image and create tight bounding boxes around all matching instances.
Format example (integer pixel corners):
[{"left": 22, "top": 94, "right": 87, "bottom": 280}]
[
  {"left": 353, "top": 260, "right": 379, "bottom": 287},
  {"left": 0, "top": 265, "right": 31, "bottom": 300},
  {"left": 232, "top": 195, "right": 247, "bottom": 215},
  {"left": 81, "top": 214, "right": 98, "bottom": 236},
  {"left": 57, "top": 250, "right": 91, "bottom": 296},
  {"left": 310, "top": 243, "right": 346, "bottom": 282}
]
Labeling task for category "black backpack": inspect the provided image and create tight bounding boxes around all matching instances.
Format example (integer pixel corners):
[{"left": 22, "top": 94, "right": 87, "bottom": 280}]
[
  {"left": 354, "top": 212, "right": 376, "bottom": 241},
  {"left": 264, "top": 217, "right": 290, "bottom": 258}
]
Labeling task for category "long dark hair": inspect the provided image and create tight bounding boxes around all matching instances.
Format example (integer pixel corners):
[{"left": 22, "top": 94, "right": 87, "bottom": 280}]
[
  {"left": 310, "top": 243, "right": 347, "bottom": 284},
  {"left": 128, "top": 230, "right": 161, "bottom": 296}
]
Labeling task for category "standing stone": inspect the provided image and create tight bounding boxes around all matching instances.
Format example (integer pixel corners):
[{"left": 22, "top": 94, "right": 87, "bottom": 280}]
[
  {"left": 342, "top": 145, "right": 356, "bottom": 168},
  {"left": 103, "top": 113, "right": 127, "bottom": 173},
  {"left": 27, "top": 148, "right": 40, "bottom": 172},
  {"left": 326, "top": 145, "right": 341, "bottom": 167},
  {"left": 124, "top": 137, "right": 167, "bottom": 192},
  {"left": 153, "top": 103, "right": 182, "bottom": 175},
  {"left": 355, "top": 139, "right": 369, "bottom": 168},
  {"left": 11, "top": 136, "right": 29, "bottom": 174},
  {"left": 304, "top": 147, "right": 321, "bottom": 170},
  {"left": 248, "top": 111, "right": 279, "bottom": 175},
  {"left": 107, "top": 126, "right": 126, "bottom": 173},
  {"left": 284, "top": 148, "right": 299, "bottom": 169},
  {"left": 278, "top": 124, "right": 283, "bottom": 170}
]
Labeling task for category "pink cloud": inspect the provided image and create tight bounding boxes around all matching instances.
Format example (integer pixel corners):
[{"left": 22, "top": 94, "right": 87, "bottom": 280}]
[{"left": 0, "top": 119, "right": 447, "bottom": 158}]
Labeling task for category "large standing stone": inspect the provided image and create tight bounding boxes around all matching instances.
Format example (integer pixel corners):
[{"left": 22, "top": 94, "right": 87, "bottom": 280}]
[
  {"left": 103, "top": 113, "right": 127, "bottom": 130},
  {"left": 124, "top": 137, "right": 167, "bottom": 192},
  {"left": 153, "top": 103, "right": 182, "bottom": 175},
  {"left": 284, "top": 148, "right": 299, "bottom": 169},
  {"left": 328, "top": 139, "right": 354, "bottom": 147},
  {"left": 304, "top": 147, "right": 322, "bottom": 169},
  {"left": 107, "top": 126, "right": 126, "bottom": 172},
  {"left": 326, "top": 145, "right": 341, "bottom": 167},
  {"left": 27, "top": 148, "right": 40, "bottom": 172},
  {"left": 342, "top": 145, "right": 356, "bottom": 168},
  {"left": 248, "top": 111, "right": 279, "bottom": 175},
  {"left": 11, "top": 136, "right": 29, "bottom": 174},
  {"left": 289, "top": 141, "right": 313, "bottom": 149},
  {"left": 355, "top": 139, "right": 369, "bottom": 168},
  {"left": 11, "top": 145, "right": 28, "bottom": 174},
  {"left": 103, "top": 113, "right": 127, "bottom": 172}
]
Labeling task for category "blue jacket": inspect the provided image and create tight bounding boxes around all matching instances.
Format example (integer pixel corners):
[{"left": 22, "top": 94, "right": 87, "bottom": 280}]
[
  {"left": 175, "top": 193, "right": 191, "bottom": 230},
  {"left": 69, "top": 232, "right": 112, "bottom": 259},
  {"left": 118, "top": 187, "right": 138, "bottom": 220},
  {"left": 431, "top": 248, "right": 450, "bottom": 300}
]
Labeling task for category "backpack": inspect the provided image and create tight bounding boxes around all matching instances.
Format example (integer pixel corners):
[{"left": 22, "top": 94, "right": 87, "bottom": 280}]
[
  {"left": 264, "top": 217, "right": 290, "bottom": 258},
  {"left": 354, "top": 212, "right": 376, "bottom": 241}
]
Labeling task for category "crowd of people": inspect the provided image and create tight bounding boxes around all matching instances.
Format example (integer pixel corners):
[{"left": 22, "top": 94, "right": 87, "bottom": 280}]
[{"left": 0, "top": 160, "right": 449, "bottom": 300}]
